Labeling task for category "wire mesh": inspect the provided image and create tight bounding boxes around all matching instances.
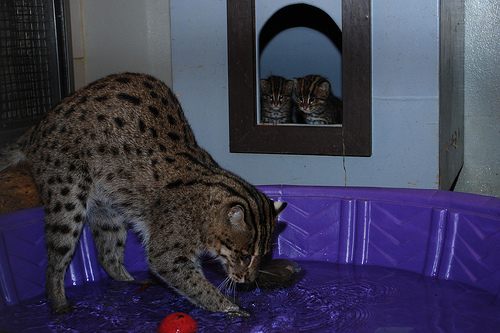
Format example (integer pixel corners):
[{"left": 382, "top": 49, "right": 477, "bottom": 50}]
[{"left": 0, "top": 0, "right": 54, "bottom": 125}]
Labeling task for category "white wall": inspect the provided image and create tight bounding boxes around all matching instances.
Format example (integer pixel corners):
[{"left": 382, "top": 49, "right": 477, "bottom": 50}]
[
  {"left": 71, "top": 0, "right": 172, "bottom": 87},
  {"left": 454, "top": 0, "right": 500, "bottom": 197},
  {"left": 72, "top": 0, "right": 499, "bottom": 196},
  {"left": 171, "top": 0, "right": 440, "bottom": 189}
]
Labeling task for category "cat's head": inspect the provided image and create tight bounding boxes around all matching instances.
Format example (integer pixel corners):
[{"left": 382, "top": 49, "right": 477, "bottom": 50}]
[
  {"left": 260, "top": 76, "right": 293, "bottom": 110},
  {"left": 293, "top": 75, "right": 331, "bottom": 113},
  {"left": 210, "top": 196, "right": 287, "bottom": 284}
]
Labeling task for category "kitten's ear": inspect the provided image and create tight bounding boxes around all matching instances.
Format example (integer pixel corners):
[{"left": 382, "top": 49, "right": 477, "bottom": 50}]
[
  {"left": 285, "top": 81, "right": 293, "bottom": 94},
  {"left": 260, "top": 79, "right": 269, "bottom": 92},
  {"left": 319, "top": 81, "right": 330, "bottom": 92},
  {"left": 228, "top": 205, "right": 246, "bottom": 230},
  {"left": 273, "top": 200, "right": 287, "bottom": 215},
  {"left": 293, "top": 78, "right": 299, "bottom": 88},
  {"left": 316, "top": 81, "right": 331, "bottom": 98}
]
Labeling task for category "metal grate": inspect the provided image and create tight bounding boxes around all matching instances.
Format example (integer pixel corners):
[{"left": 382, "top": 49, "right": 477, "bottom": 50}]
[
  {"left": 0, "top": 0, "right": 53, "bottom": 123},
  {"left": 0, "top": 0, "right": 72, "bottom": 132}
]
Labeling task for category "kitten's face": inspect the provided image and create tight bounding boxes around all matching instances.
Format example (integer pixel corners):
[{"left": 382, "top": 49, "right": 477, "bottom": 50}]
[
  {"left": 260, "top": 77, "right": 293, "bottom": 110},
  {"left": 293, "top": 76, "right": 331, "bottom": 113},
  {"left": 213, "top": 200, "right": 286, "bottom": 284}
]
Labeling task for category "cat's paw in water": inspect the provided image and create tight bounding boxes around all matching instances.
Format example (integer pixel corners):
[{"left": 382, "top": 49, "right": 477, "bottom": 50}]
[
  {"left": 226, "top": 309, "right": 250, "bottom": 318},
  {"left": 222, "top": 302, "right": 250, "bottom": 318}
]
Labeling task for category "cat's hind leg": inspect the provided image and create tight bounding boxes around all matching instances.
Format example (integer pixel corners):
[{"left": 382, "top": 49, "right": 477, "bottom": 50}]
[
  {"left": 87, "top": 199, "right": 134, "bottom": 282},
  {"left": 44, "top": 207, "right": 87, "bottom": 314},
  {"left": 38, "top": 159, "right": 93, "bottom": 314}
]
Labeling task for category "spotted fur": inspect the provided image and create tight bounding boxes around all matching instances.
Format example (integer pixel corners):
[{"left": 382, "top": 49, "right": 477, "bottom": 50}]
[
  {"left": 260, "top": 76, "right": 294, "bottom": 124},
  {"left": 293, "top": 75, "right": 343, "bottom": 125},
  {"left": 0, "top": 73, "right": 286, "bottom": 316}
]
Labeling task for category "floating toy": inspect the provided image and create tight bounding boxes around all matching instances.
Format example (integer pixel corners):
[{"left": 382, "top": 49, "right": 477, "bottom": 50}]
[{"left": 156, "top": 312, "right": 197, "bottom": 333}]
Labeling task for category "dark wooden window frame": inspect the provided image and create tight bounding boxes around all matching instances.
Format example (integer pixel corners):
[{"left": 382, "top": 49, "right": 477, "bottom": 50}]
[{"left": 227, "top": 0, "right": 371, "bottom": 156}]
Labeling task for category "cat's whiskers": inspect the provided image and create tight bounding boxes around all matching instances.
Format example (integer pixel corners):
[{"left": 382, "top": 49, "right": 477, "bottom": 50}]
[
  {"left": 231, "top": 280, "right": 237, "bottom": 303},
  {"left": 255, "top": 270, "right": 275, "bottom": 287},
  {"left": 254, "top": 276, "right": 261, "bottom": 291},
  {"left": 259, "top": 269, "right": 281, "bottom": 278},
  {"left": 217, "top": 277, "right": 232, "bottom": 294},
  {"left": 218, "top": 276, "right": 238, "bottom": 303}
]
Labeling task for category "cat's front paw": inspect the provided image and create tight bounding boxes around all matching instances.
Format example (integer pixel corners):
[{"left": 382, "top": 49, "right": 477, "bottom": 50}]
[
  {"left": 224, "top": 304, "right": 250, "bottom": 318},
  {"left": 226, "top": 309, "right": 250, "bottom": 318}
]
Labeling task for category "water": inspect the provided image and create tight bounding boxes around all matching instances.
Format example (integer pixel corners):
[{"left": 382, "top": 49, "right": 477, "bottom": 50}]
[{"left": 1, "top": 261, "right": 499, "bottom": 332}]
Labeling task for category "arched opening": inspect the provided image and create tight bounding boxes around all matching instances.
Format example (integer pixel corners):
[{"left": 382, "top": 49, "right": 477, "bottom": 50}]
[
  {"left": 227, "top": 0, "right": 371, "bottom": 156},
  {"left": 258, "top": 4, "right": 342, "bottom": 125}
]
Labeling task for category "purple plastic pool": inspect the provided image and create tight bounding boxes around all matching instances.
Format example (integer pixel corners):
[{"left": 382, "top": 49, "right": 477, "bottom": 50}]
[{"left": 1, "top": 185, "right": 500, "bottom": 332}]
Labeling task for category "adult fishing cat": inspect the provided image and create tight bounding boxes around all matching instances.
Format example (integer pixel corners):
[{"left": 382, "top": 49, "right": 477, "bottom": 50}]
[
  {"left": 260, "top": 76, "right": 294, "bottom": 124},
  {"left": 293, "top": 75, "right": 343, "bottom": 125},
  {"left": 0, "top": 73, "right": 286, "bottom": 316}
]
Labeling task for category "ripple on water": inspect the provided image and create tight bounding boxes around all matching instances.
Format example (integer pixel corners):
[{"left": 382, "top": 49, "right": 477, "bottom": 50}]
[
  {"left": 1, "top": 261, "right": 499, "bottom": 332},
  {"left": 237, "top": 266, "right": 399, "bottom": 332}
]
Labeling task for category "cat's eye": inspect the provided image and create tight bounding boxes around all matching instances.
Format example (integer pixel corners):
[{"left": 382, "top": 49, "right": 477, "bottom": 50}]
[
  {"left": 241, "top": 255, "right": 252, "bottom": 266},
  {"left": 309, "top": 97, "right": 316, "bottom": 103},
  {"left": 279, "top": 95, "right": 283, "bottom": 100},
  {"left": 297, "top": 97, "right": 303, "bottom": 102}
]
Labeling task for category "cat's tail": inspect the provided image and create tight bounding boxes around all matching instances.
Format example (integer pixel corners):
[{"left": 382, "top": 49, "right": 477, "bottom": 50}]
[{"left": 0, "top": 126, "right": 35, "bottom": 172}]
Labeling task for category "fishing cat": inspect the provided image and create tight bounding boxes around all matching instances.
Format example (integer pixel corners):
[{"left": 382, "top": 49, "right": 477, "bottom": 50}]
[
  {"left": 0, "top": 73, "right": 286, "bottom": 316},
  {"left": 293, "top": 75, "right": 343, "bottom": 125},
  {"left": 260, "top": 76, "right": 294, "bottom": 124}
]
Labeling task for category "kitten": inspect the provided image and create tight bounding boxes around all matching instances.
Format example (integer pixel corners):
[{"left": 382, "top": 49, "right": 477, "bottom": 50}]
[
  {"left": 260, "top": 76, "right": 294, "bottom": 124},
  {"left": 293, "top": 75, "right": 343, "bottom": 125},
  {"left": 0, "top": 73, "right": 286, "bottom": 316}
]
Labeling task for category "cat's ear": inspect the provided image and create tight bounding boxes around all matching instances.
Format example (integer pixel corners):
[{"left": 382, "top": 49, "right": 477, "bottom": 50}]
[
  {"left": 293, "top": 78, "right": 299, "bottom": 88},
  {"left": 285, "top": 81, "right": 293, "bottom": 94},
  {"left": 319, "top": 81, "right": 330, "bottom": 92},
  {"left": 317, "top": 81, "right": 331, "bottom": 98},
  {"left": 228, "top": 204, "right": 246, "bottom": 230},
  {"left": 272, "top": 200, "right": 287, "bottom": 215},
  {"left": 260, "top": 79, "right": 269, "bottom": 93}
]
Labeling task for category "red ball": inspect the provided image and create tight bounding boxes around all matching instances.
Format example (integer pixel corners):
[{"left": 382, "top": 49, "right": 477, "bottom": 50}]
[{"left": 156, "top": 312, "right": 198, "bottom": 333}]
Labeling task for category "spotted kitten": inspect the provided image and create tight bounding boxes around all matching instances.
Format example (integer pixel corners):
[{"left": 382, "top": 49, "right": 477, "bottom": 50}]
[
  {"left": 293, "top": 75, "right": 343, "bottom": 125},
  {"left": 0, "top": 73, "right": 286, "bottom": 316},
  {"left": 260, "top": 76, "right": 294, "bottom": 124}
]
